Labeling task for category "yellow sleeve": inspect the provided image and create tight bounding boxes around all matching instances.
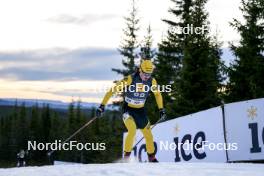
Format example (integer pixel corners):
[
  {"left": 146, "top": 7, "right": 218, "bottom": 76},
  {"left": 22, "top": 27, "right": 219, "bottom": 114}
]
[
  {"left": 101, "top": 75, "right": 132, "bottom": 105},
  {"left": 152, "top": 78, "right": 164, "bottom": 109}
]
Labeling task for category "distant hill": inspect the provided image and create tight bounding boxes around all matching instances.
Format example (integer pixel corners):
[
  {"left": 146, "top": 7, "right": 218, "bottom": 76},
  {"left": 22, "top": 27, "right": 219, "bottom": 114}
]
[{"left": 0, "top": 98, "right": 118, "bottom": 111}]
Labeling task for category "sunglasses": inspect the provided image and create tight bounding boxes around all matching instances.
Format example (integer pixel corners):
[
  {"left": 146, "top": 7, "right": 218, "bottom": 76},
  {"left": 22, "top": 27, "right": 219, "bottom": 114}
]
[{"left": 142, "top": 72, "right": 152, "bottom": 77}]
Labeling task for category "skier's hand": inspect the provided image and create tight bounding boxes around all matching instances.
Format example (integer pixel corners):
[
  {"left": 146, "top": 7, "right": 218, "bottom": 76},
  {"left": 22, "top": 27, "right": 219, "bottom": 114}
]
[
  {"left": 159, "top": 108, "right": 166, "bottom": 121},
  {"left": 96, "top": 104, "right": 105, "bottom": 118}
]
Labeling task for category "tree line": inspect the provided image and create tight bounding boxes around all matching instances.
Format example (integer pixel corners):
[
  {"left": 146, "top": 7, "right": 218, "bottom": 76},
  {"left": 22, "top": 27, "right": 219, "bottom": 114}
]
[{"left": 0, "top": 101, "right": 124, "bottom": 167}]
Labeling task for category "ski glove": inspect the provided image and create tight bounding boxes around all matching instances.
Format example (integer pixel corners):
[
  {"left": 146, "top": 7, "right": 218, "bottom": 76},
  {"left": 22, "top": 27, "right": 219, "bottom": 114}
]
[
  {"left": 96, "top": 104, "right": 105, "bottom": 118},
  {"left": 159, "top": 108, "right": 166, "bottom": 121}
]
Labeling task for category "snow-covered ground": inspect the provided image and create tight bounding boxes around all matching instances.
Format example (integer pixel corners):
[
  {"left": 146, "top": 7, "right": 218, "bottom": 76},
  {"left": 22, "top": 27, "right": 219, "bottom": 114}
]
[{"left": 0, "top": 163, "right": 263, "bottom": 176}]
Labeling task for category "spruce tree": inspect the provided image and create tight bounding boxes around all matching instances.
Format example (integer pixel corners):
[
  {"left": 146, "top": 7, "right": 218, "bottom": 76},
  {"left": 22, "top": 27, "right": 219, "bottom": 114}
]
[
  {"left": 140, "top": 24, "right": 155, "bottom": 60},
  {"left": 0, "top": 117, "right": 3, "bottom": 149},
  {"left": 154, "top": 0, "right": 192, "bottom": 118},
  {"left": 76, "top": 100, "right": 85, "bottom": 128},
  {"left": 66, "top": 101, "right": 76, "bottom": 162},
  {"left": 1, "top": 116, "right": 11, "bottom": 160},
  {"left": 112, "top": 0, "right": 140, "bottom": 76},
  {"left": 29, "top": 103, "right": 40, "bottom": 141},
  {"left": 40, "top": 104, "right": 51, "bottom": 145},
  {"left": 18, "top": 102, "right": 28, "bottom": 148},
  {"left": 75, "top": 99, "right": 86, "bottom": 162},
  {"left": 155, "top": 0, "right": 224, "bottom": 117},
  {"left": 50, "top": 112, "right": 60, "bottom": 140},
  {"left": 0, "top": 117, "right": 3, "bottom": 141},
  {"left": 227, "top": 0, "right": 264, "bottom": 102},
  {"left": 67, "top": 101, "right": 76, "bottom": 134},
  {"left": 9, "top": 103, "right": 20, "bottom": 156},
  {"left": 176, "top": 0, "right": 224, "bottom": 115}
]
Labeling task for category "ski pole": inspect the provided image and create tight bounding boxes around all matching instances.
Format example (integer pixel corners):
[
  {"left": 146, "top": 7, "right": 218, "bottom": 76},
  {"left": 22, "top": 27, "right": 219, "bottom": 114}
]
[
  {"left": 47, "top": 116, "right": 98, "bottom": 156},
  {"left": 132, "top": 116, "right": 165, "bottom": 149}
]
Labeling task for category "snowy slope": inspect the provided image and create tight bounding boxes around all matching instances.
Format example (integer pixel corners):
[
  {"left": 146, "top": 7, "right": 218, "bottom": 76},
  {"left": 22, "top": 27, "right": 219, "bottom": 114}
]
[{"left": 0, "top": 163, "right": 264, "bottom": 176}]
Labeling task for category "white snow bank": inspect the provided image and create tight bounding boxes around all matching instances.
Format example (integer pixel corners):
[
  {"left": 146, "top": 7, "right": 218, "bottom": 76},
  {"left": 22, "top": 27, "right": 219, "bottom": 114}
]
[
  {"left": 0, "top": 163, "right": 263, "bottom": 176},
  {"left": 54, "top": 160, "right": 82, "bottom": 165}
]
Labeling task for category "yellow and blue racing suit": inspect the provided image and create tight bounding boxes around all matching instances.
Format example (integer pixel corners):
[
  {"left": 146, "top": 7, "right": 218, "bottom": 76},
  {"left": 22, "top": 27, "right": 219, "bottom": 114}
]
[{"left": 101, "top": 72, "right": 163, "bottom": 155}]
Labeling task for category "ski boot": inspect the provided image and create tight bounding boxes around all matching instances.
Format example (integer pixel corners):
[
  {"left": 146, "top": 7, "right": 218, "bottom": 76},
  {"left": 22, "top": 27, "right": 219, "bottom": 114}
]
[
  {"left": 148, "top": 153, "right": 159, "bottom": 162},
  {"left": 121, "top": 152, "right": 131, "bottom": 163}
]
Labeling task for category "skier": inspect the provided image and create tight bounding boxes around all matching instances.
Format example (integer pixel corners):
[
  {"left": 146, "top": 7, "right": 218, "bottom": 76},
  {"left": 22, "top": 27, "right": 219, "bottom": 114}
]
[
  {"left": 17, "top": 149, "right": 26, "bottom": 167},
  {"left": 96, "top": 59, "right": 166, "bottom": 162}
]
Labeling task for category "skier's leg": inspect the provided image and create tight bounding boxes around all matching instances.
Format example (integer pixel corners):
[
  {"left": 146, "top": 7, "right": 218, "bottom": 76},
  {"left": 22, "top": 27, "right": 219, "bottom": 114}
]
[
  {"left": 141, "top": 124, "right": 158, "bottom": 162},
  {"left": 18, "top": 158, "right": 22, "bottom": 167},
  {"left": 140, "top": 123, "right": 155, "bottom": 154},
  {"left": 123, "top": 114, "right": 137, "bottom": 154}
]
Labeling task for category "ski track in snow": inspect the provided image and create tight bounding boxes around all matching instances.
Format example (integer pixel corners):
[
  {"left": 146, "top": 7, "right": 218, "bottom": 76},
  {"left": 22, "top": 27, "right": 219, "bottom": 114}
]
[{"left": 0, "top": 163, "right": 264, "bottom": 176}]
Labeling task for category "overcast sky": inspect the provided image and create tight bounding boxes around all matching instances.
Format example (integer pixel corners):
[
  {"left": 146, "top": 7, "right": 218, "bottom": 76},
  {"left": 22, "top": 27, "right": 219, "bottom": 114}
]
[{"left": 0, "top": 0, "right": 242, "bottom": 103}]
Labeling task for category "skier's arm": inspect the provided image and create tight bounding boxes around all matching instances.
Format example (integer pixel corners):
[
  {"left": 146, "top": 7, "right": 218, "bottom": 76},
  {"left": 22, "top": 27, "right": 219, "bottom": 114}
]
[
  {"left": 101, "top": 75, "right": 132, "bottom": 105},
  {"left": 151, "top": 78, "right": 163, "bottom": 109}
]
